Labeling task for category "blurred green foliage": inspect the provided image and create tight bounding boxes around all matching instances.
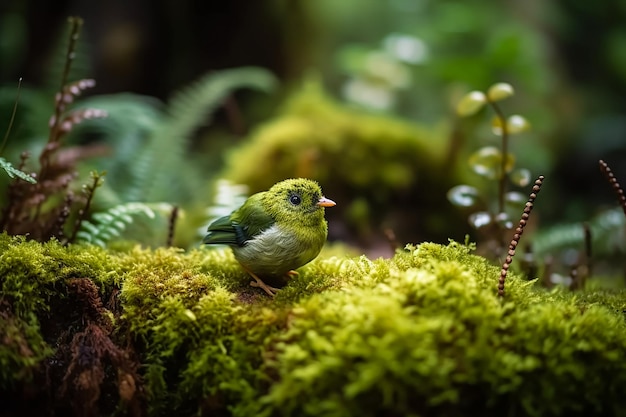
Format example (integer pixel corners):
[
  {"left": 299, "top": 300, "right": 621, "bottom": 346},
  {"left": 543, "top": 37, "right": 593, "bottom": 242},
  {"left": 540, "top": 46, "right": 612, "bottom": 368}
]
[
  {"left": 447, "top": 82, "right": 534, "bottom": 259},
  {"left": 0, "top": 62, "right": 277, "bottom": 248},
  {"left": 220, "top": 80, "right": 466, "bottom": 246},
  {"left": 311, "top": 1, "right": 554, "bottom": 119},
  {"left": 1, "top": 2, "right": 625, "bottom": 273},
  {"left": 66, "top": 67, "right": 277, "bottom": 206}
]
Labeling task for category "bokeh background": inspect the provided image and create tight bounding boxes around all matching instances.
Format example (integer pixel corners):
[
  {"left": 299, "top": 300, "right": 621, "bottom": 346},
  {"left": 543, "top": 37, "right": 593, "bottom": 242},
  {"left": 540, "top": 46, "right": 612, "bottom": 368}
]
[{"left": 1, "top": 0, "right": 626, "bottom": 272}]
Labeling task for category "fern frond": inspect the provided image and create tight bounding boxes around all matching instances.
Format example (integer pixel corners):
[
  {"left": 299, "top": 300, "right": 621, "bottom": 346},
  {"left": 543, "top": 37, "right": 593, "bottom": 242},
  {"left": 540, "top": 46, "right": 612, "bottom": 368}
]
[
  {"left": 67, "top": 67, "right": 277, "bottom": 206},
  {"left": 0, "top": 157, "right": 36, "bottom": 183},
  {"left": 76, "top": 202, "right": 174, "bottom": 247},
  {"left": 167, "top": 66, "right": 277, "bottom": 135},
  {"left": 65, "top": 94, "right": 164, "bottom": 205},
  {"left": 140, "top": 66, "right": 277, "bottom": 203},
  {"left": 45, "top": 17, "right": 92, "bottom": 94},
  {"left": 531, "top": 207, "right": 626, "bottom": 258}
]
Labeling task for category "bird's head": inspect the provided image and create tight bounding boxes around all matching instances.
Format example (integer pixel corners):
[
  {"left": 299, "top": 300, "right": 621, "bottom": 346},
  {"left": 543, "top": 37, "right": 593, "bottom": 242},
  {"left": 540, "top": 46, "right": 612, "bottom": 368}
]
[{"left": 263, "top": 178, "right": 335, "bottom": 225}]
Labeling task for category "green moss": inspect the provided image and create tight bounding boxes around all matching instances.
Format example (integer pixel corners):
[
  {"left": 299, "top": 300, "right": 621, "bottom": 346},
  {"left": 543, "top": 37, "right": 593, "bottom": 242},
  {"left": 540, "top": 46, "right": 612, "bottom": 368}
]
[
  {"left": 257, "top": 243, "right": 626, "bottom": 417},
  {"left": 0, "top": 233, "right": 121, "bottom": 387},
  {"left": 223, "top": 82, "right": 449, "bottom": 190},
  {"left": 2, "top": 234, "right": 626, "bottom": 416}
]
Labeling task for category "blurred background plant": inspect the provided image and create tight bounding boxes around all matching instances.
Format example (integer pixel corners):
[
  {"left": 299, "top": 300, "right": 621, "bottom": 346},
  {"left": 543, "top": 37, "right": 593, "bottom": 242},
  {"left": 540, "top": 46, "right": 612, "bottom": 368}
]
[
  {"left": 1, "top": 0, "right": 626, "bottom": 283},
  {"left": 0, "top": 16, "right": 277, "bottom": 248},
  {"left": 0, "top": 17, "right": 111, "bottom": 243},
  {"left": 448, "top": 82, "right": 531, "bottom": 260}
]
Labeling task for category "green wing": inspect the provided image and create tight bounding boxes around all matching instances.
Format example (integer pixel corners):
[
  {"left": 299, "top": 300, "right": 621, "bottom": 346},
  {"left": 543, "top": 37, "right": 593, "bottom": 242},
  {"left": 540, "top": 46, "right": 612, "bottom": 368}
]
[
  {"left": 203, "top": 193, "right": 274, "bottom": 246},
  {"left": 202, "top": 215, "right": 242, "bottom": 245}
]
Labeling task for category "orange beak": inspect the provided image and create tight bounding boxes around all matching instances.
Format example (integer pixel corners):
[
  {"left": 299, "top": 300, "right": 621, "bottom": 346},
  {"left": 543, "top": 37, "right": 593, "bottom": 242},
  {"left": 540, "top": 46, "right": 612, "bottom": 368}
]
[{"left": 317, "top": 196, "right": 336, "bottom": 207}]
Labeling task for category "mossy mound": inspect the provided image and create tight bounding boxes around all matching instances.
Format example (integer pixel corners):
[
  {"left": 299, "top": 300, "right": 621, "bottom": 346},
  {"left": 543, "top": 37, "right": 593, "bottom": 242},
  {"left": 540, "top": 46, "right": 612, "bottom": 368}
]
[
  {"left": 222, "top": 82, "right": 450, "bottom": 192},
  {"left": 1, "top": 232, "right": 626, "bottom": 417}
]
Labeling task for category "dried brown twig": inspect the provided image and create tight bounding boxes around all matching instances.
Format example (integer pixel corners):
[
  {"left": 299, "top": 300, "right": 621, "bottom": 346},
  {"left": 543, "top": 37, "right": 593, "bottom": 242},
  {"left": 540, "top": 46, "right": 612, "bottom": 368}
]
[
  {"left": 498, "top": 175, "right": 544, "bottom": 297},
  {"left": 167, "top": 206, "right": 179, "bottom": 247}
]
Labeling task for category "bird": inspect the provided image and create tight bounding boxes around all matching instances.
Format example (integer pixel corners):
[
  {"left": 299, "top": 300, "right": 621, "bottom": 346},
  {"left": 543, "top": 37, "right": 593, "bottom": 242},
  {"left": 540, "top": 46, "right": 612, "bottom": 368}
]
[{"left": 203, "top": 178, "right": 336, "bottom": 296}]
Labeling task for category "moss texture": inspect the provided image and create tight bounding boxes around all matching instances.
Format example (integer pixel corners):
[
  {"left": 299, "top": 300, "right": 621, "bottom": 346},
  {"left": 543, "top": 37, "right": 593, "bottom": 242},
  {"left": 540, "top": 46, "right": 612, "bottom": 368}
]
[{"left": 1, "top": 232, "right": 626, "bottom": 417}]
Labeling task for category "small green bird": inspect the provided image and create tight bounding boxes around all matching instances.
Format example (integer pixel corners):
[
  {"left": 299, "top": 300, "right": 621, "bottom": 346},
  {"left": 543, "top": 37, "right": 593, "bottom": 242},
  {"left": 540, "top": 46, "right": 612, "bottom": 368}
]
[{"left": 203, "top": 178, "right": 336, "bottom": 296}]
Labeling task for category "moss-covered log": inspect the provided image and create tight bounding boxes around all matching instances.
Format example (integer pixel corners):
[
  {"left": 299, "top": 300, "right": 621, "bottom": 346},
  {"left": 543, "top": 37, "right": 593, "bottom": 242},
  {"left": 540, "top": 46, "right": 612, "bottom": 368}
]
[{"left": 1, "top": 232, "right": 625, "bottom": 416}]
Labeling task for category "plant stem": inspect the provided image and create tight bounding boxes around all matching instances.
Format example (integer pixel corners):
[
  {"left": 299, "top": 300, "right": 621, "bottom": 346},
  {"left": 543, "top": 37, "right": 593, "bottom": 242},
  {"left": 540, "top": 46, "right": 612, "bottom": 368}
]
[
  {"left": 67, "top": 171, "right": 104, "bottom": 244},
  {"left": 0, "top": 78, "right": 22, "bottom": 155},
  {"left": 489, "top": 101, "right": 508, "bottom": 215},
  {"left": 47, "top": 16, "right": 83, "bottom": 145},
  {"left": 167, "top": 206, "right": 179, "bottom": 247}
]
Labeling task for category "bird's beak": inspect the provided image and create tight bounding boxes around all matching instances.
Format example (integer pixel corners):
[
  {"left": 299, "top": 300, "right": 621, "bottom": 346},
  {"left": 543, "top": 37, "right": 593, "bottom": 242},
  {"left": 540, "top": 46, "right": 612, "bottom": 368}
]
[{"left": 317, "top": 196, "right": 336, "bottom": 207}]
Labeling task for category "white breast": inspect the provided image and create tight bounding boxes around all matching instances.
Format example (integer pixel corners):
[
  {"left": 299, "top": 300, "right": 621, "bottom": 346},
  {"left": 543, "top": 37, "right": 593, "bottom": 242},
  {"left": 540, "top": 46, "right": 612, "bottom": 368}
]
[{"left": 232, "top": 224, "right": 324, "bottom": 277}]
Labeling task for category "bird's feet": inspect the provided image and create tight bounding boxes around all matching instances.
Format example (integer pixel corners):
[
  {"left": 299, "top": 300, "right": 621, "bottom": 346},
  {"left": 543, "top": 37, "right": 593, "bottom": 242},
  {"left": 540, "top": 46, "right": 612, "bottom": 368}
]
[
  {"left": 243, "top": 267, "right": 280, "bottom": 297},
  {"left": 249, "top": 277, "right": 281, "bottom": 297},
  {"left": 244, "top": 268, "right": 299, "bottom": 297}
]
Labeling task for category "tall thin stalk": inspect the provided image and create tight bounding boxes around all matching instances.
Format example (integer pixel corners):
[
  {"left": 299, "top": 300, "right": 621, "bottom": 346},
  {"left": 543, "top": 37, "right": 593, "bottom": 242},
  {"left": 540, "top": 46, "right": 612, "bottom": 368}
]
[{"left": 488, "top": 100, "right": 509, "bottom": 216}]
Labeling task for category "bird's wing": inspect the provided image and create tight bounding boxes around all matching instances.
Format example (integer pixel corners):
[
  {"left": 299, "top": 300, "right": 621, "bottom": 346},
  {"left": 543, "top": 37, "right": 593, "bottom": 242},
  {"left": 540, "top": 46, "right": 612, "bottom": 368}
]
[
  {"left": 203, "top": 193, "right": 274, "bottom": 246},
  {"left": 202, "top": 215, "right": 244, "bottom": 245}
]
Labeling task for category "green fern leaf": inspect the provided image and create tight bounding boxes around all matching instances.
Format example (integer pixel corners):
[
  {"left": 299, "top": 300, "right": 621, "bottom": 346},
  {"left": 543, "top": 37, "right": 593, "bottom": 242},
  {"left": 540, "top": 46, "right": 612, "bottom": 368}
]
[
  {"left": 65, "top": 94, "right": 163, "bottom": 205},
  {"left": 141, "top": 66, "right": 277, "bottom": 203},
  {"left": 532, "top": 207, "right": 626, "bottom": 258},
  {"left": 0, "top": 157, "right": 36, "bottom": 183},
  {"left": 77, "top": 202, "right": 173, "bottom": 247},
  {"left": 167, "top": 66, "right": 277, "bottom": 135},
  {"left": 67, "top": 67, "right": 277, "bottom": 206}
]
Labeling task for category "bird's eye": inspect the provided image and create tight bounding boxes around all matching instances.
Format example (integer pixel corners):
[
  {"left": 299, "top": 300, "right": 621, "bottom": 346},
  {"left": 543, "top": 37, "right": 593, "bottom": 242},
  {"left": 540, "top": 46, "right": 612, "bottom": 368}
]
[{"left": 289, "top": 194, "right": 302, "bottom": 205}]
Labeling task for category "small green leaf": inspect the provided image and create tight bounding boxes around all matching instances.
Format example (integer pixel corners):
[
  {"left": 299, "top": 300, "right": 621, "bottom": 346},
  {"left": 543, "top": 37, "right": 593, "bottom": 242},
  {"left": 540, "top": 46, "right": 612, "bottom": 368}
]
[
  {"left": 504, "top": 191, "right": 527, "bottom": 211},
  {"left": 468, "top": 211, "right": 492, "bottom": 229},
  {"left": 0, "top": 157, "right": 36, "bottom": 183},
  {"left": 506, "top": 115, "right": 530, "bottom": 134},
  {"left": 468, "top": 146, "right": 515, "bottom": 180},
  {"left": 491, "top": 116, "right": 505, "bottom": 136},
  {"left": 510, "top": 168, "right": 531, "bottom": 187},
  {"left": 487, "top": 82, "right": 514, "bottom": 102},
  {"left": 456, "top": 91, "right": 487, "bottom": 116},
  {"left": 447, "top": 185, "right": 481, "bottom": 207},
  {"left": 494, "top": 212, "right": 514, "bottom": 229},
  {"left": 491, "top": 115, "right": 530, "bottom": 136}
]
